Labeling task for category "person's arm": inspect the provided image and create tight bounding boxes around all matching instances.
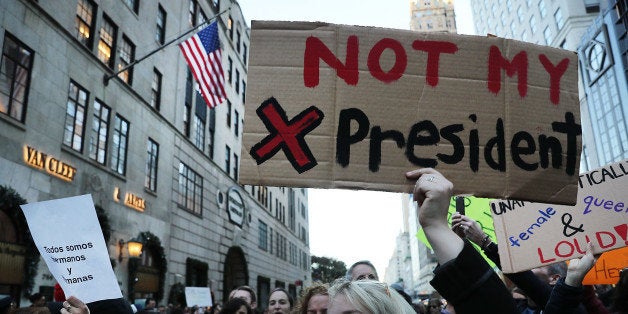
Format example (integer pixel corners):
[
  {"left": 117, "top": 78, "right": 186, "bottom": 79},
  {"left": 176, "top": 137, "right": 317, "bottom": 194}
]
[
  {"left": 543, "top": 242, "right": 597, "bottom": 314},
  {"left": 582, "top": 285, "right": 611, "bottom": 314},
  {"left": 406, "top": 168, "right": 463, "bottom": 263},
  {"left": 406, "top": 169, "right": 518, "bottom": 314},
  {"left": 452, "top": 213, "right": 560, "bottom": 309}
]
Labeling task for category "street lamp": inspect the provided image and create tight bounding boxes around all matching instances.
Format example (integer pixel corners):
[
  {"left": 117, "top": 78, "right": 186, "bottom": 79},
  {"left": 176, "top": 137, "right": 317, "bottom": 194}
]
[{"left": 118, "top": 237, "right": 143, "bottom": 262}]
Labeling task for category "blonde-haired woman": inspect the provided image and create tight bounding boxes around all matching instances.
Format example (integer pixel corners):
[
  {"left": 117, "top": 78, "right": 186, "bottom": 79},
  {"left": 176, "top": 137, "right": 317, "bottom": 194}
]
[{"left": 327, "top": 279, "right": 415, "bottom": 314}]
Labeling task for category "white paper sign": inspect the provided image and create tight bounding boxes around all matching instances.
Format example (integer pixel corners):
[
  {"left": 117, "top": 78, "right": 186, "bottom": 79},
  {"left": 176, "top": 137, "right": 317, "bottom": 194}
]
[
  {"left": 20, "top": 194, "right": 122, "bottom": 303},
  {"left": 185, "top": 287, "right": 213, "bottom": 307}
]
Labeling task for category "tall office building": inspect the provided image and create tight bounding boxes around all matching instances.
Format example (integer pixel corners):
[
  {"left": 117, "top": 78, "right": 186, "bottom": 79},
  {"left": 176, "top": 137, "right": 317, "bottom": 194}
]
[
  {"left": 469, "top": 0, "right": 601, "bottom": 50},
  {"left": 0, "top": 0, "right": 310, "bottom": 309},
  {"left": 577, "top": 0, "right": 628, "bottom": 170},
  {"left": 385, "top": 194, "right": 437, "bottom": 297},
  {"left": 469, "top": 0, "right": 628, "bottom": 171},
  {"left": 410, "top": 0, "right": 458, "bottom": 33}
]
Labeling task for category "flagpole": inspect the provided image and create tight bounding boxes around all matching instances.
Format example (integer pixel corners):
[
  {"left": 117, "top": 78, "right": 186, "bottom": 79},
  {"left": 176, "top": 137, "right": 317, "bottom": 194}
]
[{"left": 103, "top": 8, "right": 231, "bottom": 85}]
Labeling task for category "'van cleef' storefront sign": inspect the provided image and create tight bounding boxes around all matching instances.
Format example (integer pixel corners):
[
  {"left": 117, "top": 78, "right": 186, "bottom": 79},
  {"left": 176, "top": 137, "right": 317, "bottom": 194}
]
[
  {"left": 113, "top": 187, "right": 146, "bottom": 212},
  {"left": 23, "top": 146, "right": 77, "bottom": 182},
  {"left": 227, "top": 187, "right": 245, "bottom": 227}
]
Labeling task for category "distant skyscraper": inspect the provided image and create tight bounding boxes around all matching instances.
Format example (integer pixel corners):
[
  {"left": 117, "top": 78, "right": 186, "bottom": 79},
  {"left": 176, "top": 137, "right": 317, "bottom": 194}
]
[
  {"left": 410, "top": 0, "right": 458, "bottom": 33},
  {"left": 577, "top": 0, "right": 628, "bottom": 170},
  {"left": 469, "top": 0, "right": 600, "bottom": 50},
  {"left": 469, "top": 0, "right": 628, "bottom": 171}
]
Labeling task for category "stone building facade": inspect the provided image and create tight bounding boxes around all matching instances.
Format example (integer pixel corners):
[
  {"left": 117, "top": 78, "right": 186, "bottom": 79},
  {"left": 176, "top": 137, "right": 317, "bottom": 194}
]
[{"left": 0, "top": 0, "right": 310, "bottom": 310}]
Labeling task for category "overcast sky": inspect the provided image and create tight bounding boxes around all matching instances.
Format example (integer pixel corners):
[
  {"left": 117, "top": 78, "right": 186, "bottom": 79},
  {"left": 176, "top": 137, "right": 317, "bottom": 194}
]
[{"left": 237, "top": 0, "right": 476, "bottom": 278}]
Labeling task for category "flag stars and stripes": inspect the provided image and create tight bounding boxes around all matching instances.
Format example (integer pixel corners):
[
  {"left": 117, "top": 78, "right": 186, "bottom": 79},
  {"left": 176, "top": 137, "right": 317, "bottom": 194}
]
[{"left": 179, "top": 21, "right": 227, "bottom": 108}]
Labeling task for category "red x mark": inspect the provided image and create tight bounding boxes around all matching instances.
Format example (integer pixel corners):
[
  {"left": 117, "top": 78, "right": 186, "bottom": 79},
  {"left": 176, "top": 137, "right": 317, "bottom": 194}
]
[{"left": 250, "top": 97, "right": 324, "bottom": 173}]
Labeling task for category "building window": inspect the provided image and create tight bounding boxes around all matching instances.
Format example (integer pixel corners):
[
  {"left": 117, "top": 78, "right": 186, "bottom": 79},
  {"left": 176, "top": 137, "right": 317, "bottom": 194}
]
[
  {"left": 538, "top": 0, "right": 547, "bottom": 18},
  {"left": 98, "top": 15, "right": 116, "bottom": 68},
  {"left": 208, "top": 107, "right": 215, "bottom": 159},
  {"left": 258, "top": 220, "right": 268, "bottom": 251},
  {"left": 186, "top": 258, "right": 208, "bottom": 287},
  {"left": 257, "top": 277, "right": 271, "bottom": 311},
  {"left": 193, "top": 114, "right": 205, "bottom": 150},
  {"left": 178, "top": 162, "right": 203, "bottom": 215},
  {"left": 188, "top": 0, "right": 197, "bottom": 27},
  {"left": 88, "top": 99, "right": 110, "bottom": 164},
  {"left": 75, "top": 0, "right": 95, "bottom": 48},
  {"left": 529, "top": 16, "right": 537, "bottom": 34},
  {"left": 516, "top": 6, "right": 524, "bottom": 23},
  {"left": 269, "top": 227, "right": 274, "bottom": 254},
  {"left": 228, "top": 16, "right": 234, "bottom": 40},
  {"left": 235, "top": 70, "right": 240, "bottom": 93},
  {"left": 156, "top": 5, "right": 166, "bottom": 45},
  {"left": 236, "top": 29, "right": 241, "bottom": 53},
  {"left": 225, "top": 145, "right": 231, "bottom": 175},
  {"left": 276, "top": 232, "right": 287, "bottom": 260},
  {"left": 123, "top": 0, "right": 139, "bottom": 13},
  {"left": 118, "top": 36, "right": 135, "bottom": 84},
  {"left": 233, "top": 154, "right": 239, "bottom": 180},
  {"left": 63, "top": 81, "right": 89, "bottom": 152},
  {"left": 543, "top": 26, "right": 552, "bottom": 45},
  {"left": 234, "top": 111, "right": 239, "bottom": 137},
  {"left": 510, "top": 22, "right": 517, "bottom": 39},
  {"left": 243, "top": 43, "right": 248, "bottom": 65},
  {"left": 0, "top": 33, "right": 33, "bottom": 123},
  {"left": 151, "top": 68, "right": 162, "bottom": 110},
  {"left": 111, "top": 114, "right": 129, "bottom": 175},
  {"left": 145, "top": 138, "right": 159, "bottom": 192},
  {"left": 197, "top": 9, "right": 207, "bottom": 26},
  {"left": 289, "top": 242, "right": 297, "bottom": 265},
  {"left": 211, "top": 0, "right": 219, "bottom": 9},
  {"left": 616, "top": 0, "right": 627, "bottom": 30},
  {"left": 227, "top": 57, "right": 233, "bottom": 84},
  {"left": 242, "top": 81, "right": 246, "bottom": 103},
  {"left": 184, "top": 70, "right": 193, "bottom": 137},
  {"left": 300, "top": 225, "right": 307, "bottom": 243},
  {"left": 226, "top": 100, "right": 232, "bottom": 127},
  {"left": 288, "top": 190, "right": 296, "bottom": 231},
  {"left": 554, "top": 8, "right": 564, "bottom": 30}
]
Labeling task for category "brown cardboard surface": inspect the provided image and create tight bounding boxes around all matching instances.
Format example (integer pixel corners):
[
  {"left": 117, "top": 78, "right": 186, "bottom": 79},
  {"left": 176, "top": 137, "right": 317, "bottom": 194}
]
[
  {"left": 241, "top": 21, "right": 582, "bottom": 205},
  {"left": 492, "top": 159, "right": 628, "bottom": 273}
]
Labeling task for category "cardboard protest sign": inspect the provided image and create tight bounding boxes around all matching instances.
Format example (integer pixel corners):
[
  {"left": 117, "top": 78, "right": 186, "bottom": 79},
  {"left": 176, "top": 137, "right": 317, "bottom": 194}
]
[
  {"left": 417, "top": 196, "right": 496, "bottom": 267},
  {"left": 581, "top": 246, "right": 628, "bottom": 285},
  {"left": 241, "top": 21, "right": 581, "bottom": 205},
  {"left": 20, "top": 195, "right": 122, "bottom": 303},
  {"left": 492, "top": 159, "right": 628, "bottom": 273},
  {"left": 184, "top": 287, "right": 213, "bottom": 307}
]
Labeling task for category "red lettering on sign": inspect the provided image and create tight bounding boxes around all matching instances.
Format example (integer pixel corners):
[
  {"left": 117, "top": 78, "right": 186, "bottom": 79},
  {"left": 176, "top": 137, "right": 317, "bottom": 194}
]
[
  {"left": 596, "top": 231, "right": 617, "bottom": 249},
  {"left": 304, "top": 36, "right": 359, "bottom": 88},
  {"left": 412, "top": 40, "right": 458, "bottom": 87},
  {"left": 614, "top": 224, "right": 628, "bottom": 245},
  {"left": 537, "top": 247, "right": 556, "bottom": 263},
  {"left": 367, "top": 38, "right": 407, "bottom": 83},
  {"left": 539, "top": 54, "right": 570, "bottom": 105},
  {"left": 487, "top": 46, "right": 528, "bottom": 98}
]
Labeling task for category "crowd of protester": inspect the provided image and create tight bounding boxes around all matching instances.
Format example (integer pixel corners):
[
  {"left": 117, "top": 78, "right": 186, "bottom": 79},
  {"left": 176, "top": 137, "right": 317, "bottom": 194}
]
[{"left": 1, "top": 168, "right": 627, "bottom": 314}]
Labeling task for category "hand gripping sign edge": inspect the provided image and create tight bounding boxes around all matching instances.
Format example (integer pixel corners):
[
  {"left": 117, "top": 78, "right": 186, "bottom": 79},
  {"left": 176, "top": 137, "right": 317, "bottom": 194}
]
[{"left": 249, "top": 97, "right": 325, "bottom": 173}]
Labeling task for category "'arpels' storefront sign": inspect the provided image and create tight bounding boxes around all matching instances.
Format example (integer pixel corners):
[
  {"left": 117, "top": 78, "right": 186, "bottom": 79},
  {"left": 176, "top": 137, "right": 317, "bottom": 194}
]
[{"left": 23, "top": 146, "right": 77, "bottom": 182}]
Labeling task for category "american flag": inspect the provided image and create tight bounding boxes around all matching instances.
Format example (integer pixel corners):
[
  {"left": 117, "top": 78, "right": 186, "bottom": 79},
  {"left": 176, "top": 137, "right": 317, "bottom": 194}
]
[{"left": 179, "top": 22, "right": 227, "bottom": 108}]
